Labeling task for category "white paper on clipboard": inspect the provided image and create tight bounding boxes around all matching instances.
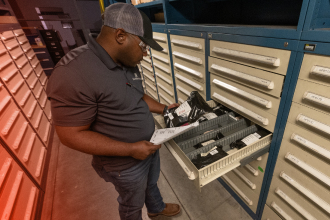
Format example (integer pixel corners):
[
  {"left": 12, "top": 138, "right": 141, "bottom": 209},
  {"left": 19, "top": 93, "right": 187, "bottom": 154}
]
[{"left": 150, "top": 121, "right": 199, "bottom": 145}]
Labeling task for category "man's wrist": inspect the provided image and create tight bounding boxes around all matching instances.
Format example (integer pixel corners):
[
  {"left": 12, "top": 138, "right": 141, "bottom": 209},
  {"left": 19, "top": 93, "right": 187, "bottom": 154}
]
[{"left": 162, "top": 105, "right": 168, "bottom": 115}]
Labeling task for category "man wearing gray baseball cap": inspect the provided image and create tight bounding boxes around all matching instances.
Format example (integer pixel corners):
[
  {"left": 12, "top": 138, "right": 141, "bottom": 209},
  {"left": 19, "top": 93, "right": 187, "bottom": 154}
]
[{"left": 46, "top": 2, "right": 180, "bottom": 220}]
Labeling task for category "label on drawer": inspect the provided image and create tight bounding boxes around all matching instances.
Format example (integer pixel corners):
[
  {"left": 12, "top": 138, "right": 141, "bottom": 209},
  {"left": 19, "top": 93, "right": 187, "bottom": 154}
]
[
  {"left": 304, "top": 92, "right": 330, "bottom": 108},
  {"left": 175, "top": 101, "right": 191, "bottom": 116},
  {"left": 241, "top": 133, "right": 261, "bottom": 145}
]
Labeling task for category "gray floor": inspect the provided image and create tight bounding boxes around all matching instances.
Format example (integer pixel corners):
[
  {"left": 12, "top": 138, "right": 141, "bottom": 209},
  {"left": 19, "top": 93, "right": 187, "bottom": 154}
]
[{"left": 42, "top": 131, "right": 252, "bottom": 220}]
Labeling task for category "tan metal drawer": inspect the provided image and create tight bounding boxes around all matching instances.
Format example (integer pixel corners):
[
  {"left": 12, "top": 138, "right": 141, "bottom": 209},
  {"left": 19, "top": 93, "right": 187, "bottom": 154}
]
[
  {"left": 20, "top": 60, "right": 36, "bottom": 81},
  {"left": 173, "top": 56, "right": 205, "bottom": 83},
  {"left": 170, "top": 35, "right": 205, "bottom": 54},
  {"left": 144, "top": 77, "right": 156, "bottom": 89},
  {"left": 154, "top": 71, "right": 173, "bottom": 86},
  {"left": 158, "top": 90, "right": 175, "bottom": 105},
  {"left": 3, "top": 38, "right": 19, "bottom": 51},
  {"left": 152, "top": 52, "right": 170, "bottom": 67},
  {"left": 7, "top": 44, "right": 24, "bottom": 60},
  {"left": 31, "top": 80, "right": 43, "bottom": 99},
  {"left": 210, "top": 40, "right": 291, "bottom": 76},
  {"left": 38, "top": 113, "right": 51, "bottom": 144},
  {"left": 25, "top": 48, "right": 36, "bottom": 60},
  {"left": 143, "top": 56, "right": 152, "bottom": 64},
  {"left": 278, "top": 122, "right": 330, "bottom": 177},
  {"left": 152, "top": 42, "right": 169, "bottom": 55},
  {"left": 16, "top": 35, "right": 29, "bottom": 45},
  {"left": 177, "top": 90, "right": 189, "bottom": 104},
  {"left": 146, "top": 88, "right": 158, "bottom": 101},
  {"left": 0, "top": 50, "right": 14, "bottom": 70},
  {"left": 293, "top": 79, "right": 330, "bottom": 116},
  {"left": 211, "top": 74, "right": 280, "bottom": 116},
  {"left": 14, "top": 52, "right": 29, "bottom": 69},
  {"left": 211, "top": 87, "right": 276, "bottom": 132},
  {"left": 299, "top": 53, "right": 330, "bottom": 87},
  {"left": 38, "top": 90, "right": 48, "bottom": 108},
  {"left": 268, "top": 171, "right": 330, "bottom": 219},
  {"left": 261, "top": 204, "right": 282, "bottom": 220},
  {"left": 145, "top": 82, "right": 157, "bottom": 93},
  {"left": 151, "top": 49, "right": 171, "bottom": 63},
  {"left": 233, "top": 166, "right": 264, "bottom": 195},
  {"left": 287, "top": 102, "right": 330, "bottom": 141},
  {"left": 153, "top": 61, "right": 171, "bottom": 75},
  {"left": 13, "top": 29, "right": 24, "bottom": 37},
  {"left": 30, "top": 56, "right": 39, "bottom": 68},
  {"left": 222, "top": 172, "right": 259, "bottom": 213},
  {"left": 44, "top": 99, "right": 52, "bottom": 120},
  {"left": 34, "top": 62, "right": 44, "bottom": 77},
  {"left": 143, "top": 71, "right": 155, "bottom": 84},
  {"left": 153, "top": 32, "right": 167, "bottom": 44},
  {"left": 209, "top": 57, "right": 284, "bottom": 98},
  {"left": 175, "top": 73, "right": 206, "bottom": 98},
  {"left": 0, "top": 30, "right": 15, "bottom": 42},
  {"left": 20, "top": 41, "right": 32, "bottom": 53},
  {"left": 140, "top": 61, "right": 153, "bottom": 74},
  {"left": 156, "top": 80, "right": 175, "bottom": 99}
]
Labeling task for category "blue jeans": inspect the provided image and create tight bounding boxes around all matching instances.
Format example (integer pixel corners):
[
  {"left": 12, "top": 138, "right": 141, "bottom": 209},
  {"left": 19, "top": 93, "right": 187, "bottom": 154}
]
[{"left": 92, "top": 150, "right": 165, "bottom": 220}]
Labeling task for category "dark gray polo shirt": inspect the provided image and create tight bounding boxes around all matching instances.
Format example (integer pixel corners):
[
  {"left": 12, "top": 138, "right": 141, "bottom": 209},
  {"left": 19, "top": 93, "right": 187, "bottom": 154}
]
[{"left": 46, "top": 34, "right": 155, "bottom": 171}]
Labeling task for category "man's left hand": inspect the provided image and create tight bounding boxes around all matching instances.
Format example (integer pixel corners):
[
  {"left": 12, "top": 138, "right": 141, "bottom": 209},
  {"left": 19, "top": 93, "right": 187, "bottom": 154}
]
[{"left": 168, "top": 103, "right": 180, "bottom": 110}]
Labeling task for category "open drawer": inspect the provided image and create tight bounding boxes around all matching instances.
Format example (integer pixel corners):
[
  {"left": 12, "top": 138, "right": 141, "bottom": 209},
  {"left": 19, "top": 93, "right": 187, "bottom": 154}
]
[{"left": 154, "top": 100, "right": 272, "bottom": 191}]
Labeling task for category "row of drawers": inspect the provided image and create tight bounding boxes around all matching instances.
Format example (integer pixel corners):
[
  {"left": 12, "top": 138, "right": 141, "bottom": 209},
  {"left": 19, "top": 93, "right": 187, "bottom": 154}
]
[{"left": 0, "top": 144, "right": 40, "bottom": 220}]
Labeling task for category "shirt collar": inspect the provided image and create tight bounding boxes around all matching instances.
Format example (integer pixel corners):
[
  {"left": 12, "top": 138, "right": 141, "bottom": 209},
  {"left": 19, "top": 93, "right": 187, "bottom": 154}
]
[{"left": 87, "top": 33, "right": 118, "bottom": 70}]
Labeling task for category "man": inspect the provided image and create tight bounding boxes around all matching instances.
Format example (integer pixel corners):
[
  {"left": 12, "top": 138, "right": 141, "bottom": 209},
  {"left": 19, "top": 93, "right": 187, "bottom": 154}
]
[{"left": 46, "top": 3, "right": 181, "bottom": 220}]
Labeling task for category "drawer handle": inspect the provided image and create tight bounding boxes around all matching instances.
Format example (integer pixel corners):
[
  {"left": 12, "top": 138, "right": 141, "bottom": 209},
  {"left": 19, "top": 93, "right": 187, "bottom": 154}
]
[
  {"left": 245, "top": 164, "right": 259, "bottom": 176},
  {"left": 157, "top": 83, "right": 173, "bottom": 96},
  {"left": 11, "top": 79, "right": 24, "bottom": 94},
  {"left": 285, "top": 152, "right": 330, "bottom": 187},
  {"left": 2, "top": 110, "right": 20, "bottom": 136},
  {"left": 143, "top": 57, "right": 151, "bottom": 63},
  {"left": 212, "top": 92, "right": 269, "bottom": 125},
  {"left": 34, "top": 51, "right": 46, "bottom": 55},
  {"left": 34, "top": 110, "right": 43, "bottom": 129},
  {"left": 43, "top": 123, "right": 51, "bottom": 142},
  {"left": 291, "top": 133, "right": 330, "bottom": 160},
  {"left": 257, "top": 156, "right": 262, "bottom": 161},
  {"left": 0, "top": 59, "right": 12, "bottom": 70},
  {"left": 30, "top": 77, "right": 38, "bottom": 89},
  {"left": 27, "top": 100, "right": 37, "bottom": 118},
  {"left": 153, "top": 62, "right": 170, "bottom": 74},
  {"left": 32, "top": 59, "right": 39, "bottom": 68},
  {"left": 12, "top": 50, "right": 24, "bottom": 60},
  {"left": 144, "top": 73, "right": 154, "bottom": 82},
  {"left": 275, "top": 188, "right": 317, "bottom": 220},
  {"left": 1, "top": 171, "right": 24, "bottom": 220},
  {"left": 24, "top": 186, "right": 37, "bottom": 220},
  {"left": 178, "top": 98, "right": 185, "bottom": 104},
  {"left": 165, "top": 142, "right": 196, "bottom": 180},
  {"left": 28, "top": 53, "right": 36, "bottom": 60},
  {"left": 213, "top": 79, "right": 272, "bottom": 108},
  {"left": 145, "top": 81, "right": 156, "bottom": 91},
  {"left": 153, "top": 36, "right": 166, "bottom": 42},
  {"left": 35, "top": 147, "right": 45, "bottom": 177},
  {"left": 1, "top": 32, "right": 15, "bottom": 40},
  {"left": 19, "top": 38, "right": 28, "bottom": 45},
  {"left": 310, "top": 65, "right": 330, "bottom": 78},
  {"left": 177, "top": 85, "right": 190, "bottom": 97},
  {"left": 171, "top": 39, "right": 202, "bottom": 50},
  {"left": 303, "top": 91, "right": 330, "bottom": 108},
  {"left": 6, "top": 41, "right": 19, "bottom": 50},
  {"left": 0, "top": 158, "right": 12, "bottom": 188},
  {"left": 14, "top": 30, "right": 24, "bottom": 36},
  {"left": 212, "top": 47, "right": 280, "bottom": 67},
  {"left": 147, "top": 90, "right": 158, "bottom": 100},
  {"left": 161, "top": 49, "right": 168, "bottom": 54},
  {"left": 41, "top": 95, "right": 47, "bottom": 108},
  {"left": 296, "top": 114, "right": 330, "bottom": 135},
  {"left": 270, "top": 201, "right": 293, "bottom": 220},
  {"left": 159, "top": 92, "right": 171, "bottom": 104},
  {"left": 0, "top": 96, "right": 11, "bottom": 113},
  {"left": 174, "top": 63, "right": 202, "bottom": 78},
  {"left": 152, "top": 54, "right": 169, "bottom": 64},
  {"left": 155, "top": 72, "right": 172, "bottom": 85},
  {"left": 211, "top": 64, "right": 274, "bottom": 89},
  {"left": 233, "top": 169, "right": 256, "bottom": 190},
  {"left": 17, "top": 58, "right": 28, "bottom": 68},
  {"left": 36, "top": 86, "right": 43, "bottom": 99},
  {"left": 280, "top": 171, "right": 330, "bottom": 214},
  {"left": 0, "top": 47, "right": 7, "bottom": 55},
  {"left": 173, "top": 51, "right": 202, "bottom": 64},
  {"left": 222, "top": 175, "right": 253, "bottom": 205},
  {"left": 23, "top": 68, "right": 33, "bottom": 78},
  {"left": 176, "top": 74, "right": 203, "bottom": 91},
  {"left": 23, "top": 133, "right": 36, "bottom": 162},
  {"left": 13, "top": 122, "right": 28, "bottom": 149},
  {"left": 20, "top": 90, "right": 31, "bottom": 106},
  {"left": 42, "top": 76, "right": 47, "bottom": 86},
  {"left": 3, "top": 69, "right": 18, "bottom": 82},
  {"left": 23, "top": 46, "right": 31, "bottom": 53},
  {"left": 141, "top": 63, "right": 153, "bottom": 72}
]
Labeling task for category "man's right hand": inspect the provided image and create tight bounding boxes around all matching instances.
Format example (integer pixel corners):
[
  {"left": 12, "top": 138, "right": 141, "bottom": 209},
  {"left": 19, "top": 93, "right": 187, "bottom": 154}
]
[{"left": 130, "top": 141, "right": 161, "bottom": 160}]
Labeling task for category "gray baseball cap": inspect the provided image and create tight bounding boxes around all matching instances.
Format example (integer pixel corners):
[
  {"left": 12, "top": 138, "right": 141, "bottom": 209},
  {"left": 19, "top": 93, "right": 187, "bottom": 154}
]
[{"left": 104, "top": 3, "right": 163, "bottom": 51}]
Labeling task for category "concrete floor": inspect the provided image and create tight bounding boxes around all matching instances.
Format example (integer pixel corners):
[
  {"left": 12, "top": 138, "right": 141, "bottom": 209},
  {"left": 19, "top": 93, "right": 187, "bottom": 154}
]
[{"left": 42, "top": 131, "right": 252, "bottom": 220}]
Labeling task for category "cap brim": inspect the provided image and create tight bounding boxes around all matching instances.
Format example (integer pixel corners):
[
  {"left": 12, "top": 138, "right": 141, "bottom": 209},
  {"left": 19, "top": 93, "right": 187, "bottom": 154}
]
[{"left": 139, "top": 36, "right": 163, "bottom": 51}]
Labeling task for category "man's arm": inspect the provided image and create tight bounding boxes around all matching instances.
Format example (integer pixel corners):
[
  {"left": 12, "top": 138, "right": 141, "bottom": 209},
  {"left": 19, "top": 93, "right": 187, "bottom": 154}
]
[
  {"left": 143, "top": 94, "right": 180, "bottom": 114},
  {"left": 55, "top": 124, "right": 160, "bottom": 160}
]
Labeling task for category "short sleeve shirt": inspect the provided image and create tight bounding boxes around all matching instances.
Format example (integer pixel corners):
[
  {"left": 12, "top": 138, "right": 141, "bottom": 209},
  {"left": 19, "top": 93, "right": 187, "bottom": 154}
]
[{"left": 46, "top": 34, "right": 155, "bottom": 171}]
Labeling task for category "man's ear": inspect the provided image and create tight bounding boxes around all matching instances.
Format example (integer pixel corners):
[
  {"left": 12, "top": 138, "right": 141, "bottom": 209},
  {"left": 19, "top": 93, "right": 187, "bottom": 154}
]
[{"left": 115, "top": 28, "right": 127, "bottom": 44}]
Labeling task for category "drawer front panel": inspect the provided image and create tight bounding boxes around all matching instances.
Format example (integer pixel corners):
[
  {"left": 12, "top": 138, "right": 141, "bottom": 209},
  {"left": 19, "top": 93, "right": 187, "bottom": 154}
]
[
  {"left": 261, "top": 204, "right": 282, "bottom": 220},
  {"left": 153, "top": 32, "right": 167, "bottom": 44},
  {"left": 151, "top": 51, "right": 171, "bottom": 66},
  {"left": 154, "top": 71, "right": 173, "bottom": 86},
  {"left": 287, "top": 102, "right": 330, "bottom": 141},
  {"left": 209, "top": 57, "right": 284, "bottom": 98},
  {"left": 293, "top": 79, "right": 330, "bottom": 116},
  {"left": 153, "top": 61, "right": 171, "bottom": 75},
  {"left": 44, "top": 99, "right": 52, "bottom": 120},
  {"left": 158, "top": 90, "right": 175, "bottom": 105},
  {"left": 173, "top": 56, "right": 205, "bottom": 83},
  {"left": 156, "top": 80, "right": 175, "bottom": 99},
  {"left": 175, "top": 73, "right": 206, "bottom": 98},
  {"left": 146, "top": 89, "right": 158, "bottom": 101},
  {"left": 141, "top": 62, "right": 154, "bottom": 74},
  {"left": 299, "top": 53, "right": 330, "bottom": 87},
  {"left": 210, "top": 40, "right": 291, "bottom": 75},
  {"left": 144, "top": 77, "right": 157, "bottom": 90},
  {"left": 20, "top": 42, "right": 32, "bottom": 53},
  {"left": 38, "top": 113, "right": 51, "bottom": 144},
  {"left": 170, "top": 35, "right": 205, "bottom": 54},
  {"left": 34, "top": 63, "right": 43, "bottom": 77},
  {"left": 211, "top": 88, "right": 276, "bottom": 132},
  {"left": 211, "top": 74, "right": 280, "bottom": 116}
]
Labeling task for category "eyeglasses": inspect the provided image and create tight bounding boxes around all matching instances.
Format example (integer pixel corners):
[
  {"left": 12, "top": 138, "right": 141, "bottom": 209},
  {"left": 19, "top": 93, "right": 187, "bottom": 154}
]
[{"left": 128, "top": 33, "right": 150, "bottom": 53}]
